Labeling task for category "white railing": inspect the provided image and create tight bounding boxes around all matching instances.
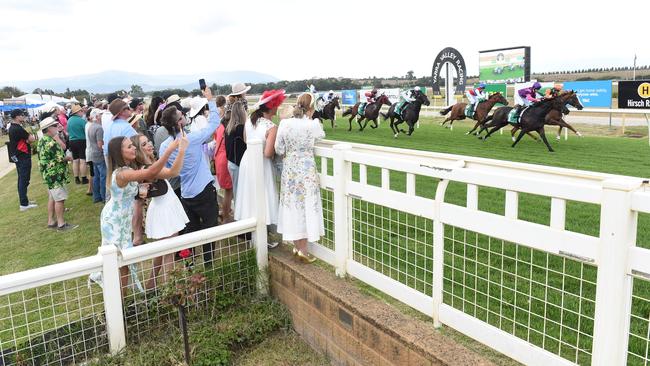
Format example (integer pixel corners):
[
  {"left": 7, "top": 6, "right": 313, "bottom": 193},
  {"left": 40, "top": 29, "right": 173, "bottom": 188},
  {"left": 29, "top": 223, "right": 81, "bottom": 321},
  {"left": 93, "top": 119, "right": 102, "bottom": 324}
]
[
  {"left": 3, "top": 137, "right": 650, "bottom": 365},
  {"left": 0, "top": 141, "right": 268, "bottom": 365},
  {"left": 311, "top": 139, "right": 650, "bottom": 366}
]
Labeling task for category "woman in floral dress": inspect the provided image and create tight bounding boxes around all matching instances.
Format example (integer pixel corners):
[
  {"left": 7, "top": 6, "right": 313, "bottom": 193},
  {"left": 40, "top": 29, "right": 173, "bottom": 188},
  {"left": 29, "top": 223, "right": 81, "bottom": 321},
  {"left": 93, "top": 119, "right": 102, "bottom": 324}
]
[
  {"left": 90, "top": 135, "right": 181, "bottom": 292},
  {"left": 274, "top": 93, "right": 325, "bottom": 263}
]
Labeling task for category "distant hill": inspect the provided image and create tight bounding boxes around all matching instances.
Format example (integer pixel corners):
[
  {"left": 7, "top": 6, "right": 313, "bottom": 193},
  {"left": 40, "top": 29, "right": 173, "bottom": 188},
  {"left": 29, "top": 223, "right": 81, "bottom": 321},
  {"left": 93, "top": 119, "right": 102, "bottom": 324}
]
[{"left": 1, "top": 70, "right": 279, "bottom": 93}]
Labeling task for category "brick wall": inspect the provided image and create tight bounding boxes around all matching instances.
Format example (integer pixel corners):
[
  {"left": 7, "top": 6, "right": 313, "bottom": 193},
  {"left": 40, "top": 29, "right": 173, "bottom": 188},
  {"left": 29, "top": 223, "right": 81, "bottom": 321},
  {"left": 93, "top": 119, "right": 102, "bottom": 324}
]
[{"left": 269, "top": 248, "right": 497, "bottom": 366}]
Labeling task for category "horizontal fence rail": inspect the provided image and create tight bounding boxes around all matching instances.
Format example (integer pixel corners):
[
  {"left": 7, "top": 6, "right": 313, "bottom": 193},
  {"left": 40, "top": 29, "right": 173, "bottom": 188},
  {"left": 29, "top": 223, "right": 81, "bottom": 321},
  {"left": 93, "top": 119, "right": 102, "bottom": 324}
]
[
  {"left": 3, "top": 137, "right": 650, "bottom": 365},
  {"left": 310, "top": 140, "right": 648, "bottom": 366}
]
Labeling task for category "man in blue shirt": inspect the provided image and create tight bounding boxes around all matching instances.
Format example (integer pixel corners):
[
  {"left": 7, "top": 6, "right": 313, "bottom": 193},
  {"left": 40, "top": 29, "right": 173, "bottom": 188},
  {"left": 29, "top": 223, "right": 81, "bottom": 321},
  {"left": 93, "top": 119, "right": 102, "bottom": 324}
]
[
  {"left": 159, "top": 87, "right": 221, "bottom": 264},
  {"left": 103, "top": 99, "right": 137, "bottom": 156}
]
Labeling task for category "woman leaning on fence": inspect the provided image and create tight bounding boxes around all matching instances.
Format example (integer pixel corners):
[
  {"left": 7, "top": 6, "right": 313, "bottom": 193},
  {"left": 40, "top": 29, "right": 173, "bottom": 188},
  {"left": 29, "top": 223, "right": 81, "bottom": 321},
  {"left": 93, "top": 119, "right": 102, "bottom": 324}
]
[{"left": 274, "top": 92, "right": 326, "bottom": 263}]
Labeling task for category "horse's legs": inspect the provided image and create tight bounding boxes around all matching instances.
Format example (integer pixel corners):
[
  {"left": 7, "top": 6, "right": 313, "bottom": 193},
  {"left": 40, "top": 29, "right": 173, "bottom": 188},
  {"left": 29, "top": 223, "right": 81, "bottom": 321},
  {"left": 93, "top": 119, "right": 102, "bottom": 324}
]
[
  {"left": 407, "top": 122, "right": 414, "bottom": 136},
  {"left": 511, "top": 129, "right": 528, "bottom": 147},
  {"left": 358, "top": 117, "right": 366, "bottom": 131},
  {"left": 482, "top": 123, "right": 506, "bottom": 140},
  {"left": 537, "top": 127, "right": 555, "bottom": 152},
  {"left": 348, "top": 116, "right": 355, "bottom": 132},
  {"left": 370, "top": 118, "right": 378, "bottom": 129},
  {"left": 467, "top": 120, "right": 482, "bottom": 135},
  {"left": 557, "top": 126, "right": 563, "bottom": 140},
  {"left": 555, "top": 118, "right": 581, "bottom": 137}
]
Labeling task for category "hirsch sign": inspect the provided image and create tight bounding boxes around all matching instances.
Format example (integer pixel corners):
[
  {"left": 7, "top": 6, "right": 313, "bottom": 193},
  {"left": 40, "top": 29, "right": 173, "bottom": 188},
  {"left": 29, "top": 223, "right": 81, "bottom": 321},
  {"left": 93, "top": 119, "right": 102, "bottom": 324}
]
[{"left": 618, "top": 81, "right": 650, "bottom": 109}]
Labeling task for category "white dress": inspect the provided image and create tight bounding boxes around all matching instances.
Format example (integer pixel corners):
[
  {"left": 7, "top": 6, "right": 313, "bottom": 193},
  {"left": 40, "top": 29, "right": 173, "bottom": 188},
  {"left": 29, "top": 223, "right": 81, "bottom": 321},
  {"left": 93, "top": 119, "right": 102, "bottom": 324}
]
[
  {"left": 234, "top": 118, "right": 279, "bottom": 225},
  {"left": 274, "top": 117, "right": 325, "bottom": 242},
  {"left": 145, "top": 180, "right": 189, "bottom": 239}
]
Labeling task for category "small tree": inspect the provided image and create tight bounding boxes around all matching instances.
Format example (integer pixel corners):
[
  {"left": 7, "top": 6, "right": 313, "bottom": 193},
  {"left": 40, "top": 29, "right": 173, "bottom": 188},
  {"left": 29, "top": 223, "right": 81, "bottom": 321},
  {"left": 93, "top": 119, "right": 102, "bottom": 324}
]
[{"left": 406, "top": 70, "right": 415, "bottom": 80}]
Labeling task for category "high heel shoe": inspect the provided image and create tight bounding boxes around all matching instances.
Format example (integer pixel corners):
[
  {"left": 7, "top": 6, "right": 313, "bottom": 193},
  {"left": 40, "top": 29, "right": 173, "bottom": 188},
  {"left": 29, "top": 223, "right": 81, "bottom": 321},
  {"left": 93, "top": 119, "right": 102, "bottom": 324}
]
[{"left": 296, "top": 250, "right": 316, "bottom": 263}]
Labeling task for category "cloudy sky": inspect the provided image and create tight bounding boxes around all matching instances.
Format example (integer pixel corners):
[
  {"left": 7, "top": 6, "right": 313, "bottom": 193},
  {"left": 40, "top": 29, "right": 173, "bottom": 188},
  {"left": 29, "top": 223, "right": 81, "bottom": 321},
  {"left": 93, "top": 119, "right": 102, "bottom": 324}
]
[{"left": 0, "top": 0, "right": 645, "bottom": 83}]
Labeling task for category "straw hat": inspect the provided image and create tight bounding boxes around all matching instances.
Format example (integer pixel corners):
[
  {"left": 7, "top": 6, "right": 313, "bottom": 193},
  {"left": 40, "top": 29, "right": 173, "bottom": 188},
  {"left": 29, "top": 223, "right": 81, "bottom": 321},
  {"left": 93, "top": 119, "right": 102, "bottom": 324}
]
[
  {"left": 39, "top": 117, "right": 58, "bottom": 131},
  {"left": 70, "top": 104, "right": 83, "bottom": 115},
  {"left": 188, "top": 96, "right": 208, "bottom": 118},
  {"left": 128, "top": 113, "right": 143, "bottom": 126},
  {"left": 166, "top": 94, "right": 181, "bottom": 105},
  {"left": 228, "top": 83, "right": 251, "bottom": 97}
]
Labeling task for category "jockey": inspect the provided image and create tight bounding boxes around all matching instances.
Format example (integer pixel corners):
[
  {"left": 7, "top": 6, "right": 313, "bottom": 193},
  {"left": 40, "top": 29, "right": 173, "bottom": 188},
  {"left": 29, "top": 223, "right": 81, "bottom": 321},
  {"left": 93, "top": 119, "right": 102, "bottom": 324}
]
[
  {"left": 323, "top": 90, "right": 335, "bottom": 104},
  {"left": 316, "top": 90, "right": 335, "bottom": 112},
  {"left": 509, "top": 82, "right": 542, "bottom": 123},
  {"left": 359, "top": 88, "right": 379, "bottom": 115},
  {"left": 465, "top": 83, "right": 487, "bottom": 117},
  {"left": 545, "top": 84, "right": 563, "bottom": 98},
  {"left": 395, "top": 86, "right": 420, "bottom": 116},
  {"left": 307, "top": 84, "right": 317, "bottom": 94}
]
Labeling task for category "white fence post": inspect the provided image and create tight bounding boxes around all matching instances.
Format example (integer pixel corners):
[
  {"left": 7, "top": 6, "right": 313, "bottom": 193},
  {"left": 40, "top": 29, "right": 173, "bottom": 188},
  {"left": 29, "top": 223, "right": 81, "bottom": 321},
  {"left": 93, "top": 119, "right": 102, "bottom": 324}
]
[
  {"left": 333, "top": 143, "right": 352, "bottom": 277},
  {"left": 248, "top": 140, "right": 268, "bottom": 294},
  {"left": 591, "top": 178, "right": 640, "bottom": 365},
  {"left": 432, "top": 179, "right": 451, "bottom": 328},
  {"left": 99, "top": 245, "right": 126, "bottom": 354}
]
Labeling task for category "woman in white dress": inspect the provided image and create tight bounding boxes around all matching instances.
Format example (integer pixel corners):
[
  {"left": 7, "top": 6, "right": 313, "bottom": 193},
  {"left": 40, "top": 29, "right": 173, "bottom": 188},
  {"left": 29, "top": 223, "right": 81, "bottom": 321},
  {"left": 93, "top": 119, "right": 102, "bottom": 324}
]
[
  {"left": 274, "top": 93, "right": 325, "bottom": 263},
  {"left": 234, "top": 90, "right": 287, "bottom": 248},
  {"left": 130, "top": 130, "right": 189, "bottom": 289}
]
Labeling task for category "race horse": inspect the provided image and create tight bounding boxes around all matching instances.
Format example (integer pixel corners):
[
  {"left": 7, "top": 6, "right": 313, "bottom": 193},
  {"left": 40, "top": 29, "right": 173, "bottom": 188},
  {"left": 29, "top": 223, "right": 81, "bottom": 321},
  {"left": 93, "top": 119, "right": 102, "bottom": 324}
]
[
  {"left": 381, "top": 90, "right": 431, "bottom": 137},
  {"left": 438, "top": 92, "right": 508, "bottom": 131},
  {"left": 476, "top": 91, "right": 582, "bottom": 152},
  {"left": 341, "top": 94, "right": 392, "bottom": 131},
  {"left": 313, "top": 96, "right": 340, "bottom": 128},
  {"left": 510, "top": 99, "right": 583, "bottom": 140}
]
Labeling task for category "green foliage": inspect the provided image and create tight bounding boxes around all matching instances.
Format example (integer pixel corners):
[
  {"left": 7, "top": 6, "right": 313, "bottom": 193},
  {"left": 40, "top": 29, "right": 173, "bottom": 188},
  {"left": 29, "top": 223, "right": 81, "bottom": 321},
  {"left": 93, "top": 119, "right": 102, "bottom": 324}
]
[
  {"left": 0, "top": 86, "right": 24, "bottom": 99},
  {"left": 90, "top": 296, "right": 292, "bottom": 366}
]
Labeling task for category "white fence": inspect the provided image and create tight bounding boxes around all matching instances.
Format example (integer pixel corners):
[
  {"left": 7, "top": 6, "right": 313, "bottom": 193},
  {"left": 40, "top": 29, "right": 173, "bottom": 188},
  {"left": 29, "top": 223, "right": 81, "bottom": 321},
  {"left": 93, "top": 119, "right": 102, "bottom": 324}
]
[
  {"left": 2, "top": 138, "right": 650, "bottom": 365},
  {"left": 309, "top": 140, "right": 650, "bottom": 366},
  {"left": 0, "top": 141, "right": 269, "bottom": 365}
]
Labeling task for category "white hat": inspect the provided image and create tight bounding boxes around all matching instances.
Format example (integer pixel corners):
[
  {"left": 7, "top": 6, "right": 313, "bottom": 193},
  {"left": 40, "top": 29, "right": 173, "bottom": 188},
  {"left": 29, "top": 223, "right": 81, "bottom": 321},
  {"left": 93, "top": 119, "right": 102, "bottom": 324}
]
[
  {"left": 228, "top": 83, "right": 251, "bottom": 97},
  {"left": 166, "top": 94, "right": 181, "bottom": 105},
  {"left": 328, "top": 90, "right": 334, "bottom": 94},
  {"left": 39, "top": 117, "right": 58, "bottom": 131},
  {"left": 188, "top": 96, "right": 208, "bottom": 118}
]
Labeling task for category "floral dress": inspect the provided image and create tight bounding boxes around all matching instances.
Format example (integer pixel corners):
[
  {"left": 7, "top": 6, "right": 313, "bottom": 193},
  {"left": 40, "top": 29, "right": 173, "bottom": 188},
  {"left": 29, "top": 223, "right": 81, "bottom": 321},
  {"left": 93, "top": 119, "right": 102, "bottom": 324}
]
[
  {"left": 89, "top": 167, "right": 143, "bottom": 291},
  {"left": 274, "top": 116, "right": 325, "bottom": 242}
]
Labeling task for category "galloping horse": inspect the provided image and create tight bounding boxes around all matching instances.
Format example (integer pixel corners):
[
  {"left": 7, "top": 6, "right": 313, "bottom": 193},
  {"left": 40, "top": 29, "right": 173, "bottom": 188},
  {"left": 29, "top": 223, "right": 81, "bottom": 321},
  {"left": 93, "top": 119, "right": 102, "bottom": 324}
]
[
  {"left": 381, "top": 91, "right": 430, "bottom": 137},
  {"left": 476, "top": 92, "right": 578, "bottom": 152},
  {"left": 313, "top": 96, "right": 340, "bottom": 128},
  {"left": 341, "top": 94, "right": 392, "bottom": 131},
  {"left": 438, "top": 92, "right": 508, "bottom": 131},
  {"left": 510, "top": 96, "right": 583, "bottom": 140}
]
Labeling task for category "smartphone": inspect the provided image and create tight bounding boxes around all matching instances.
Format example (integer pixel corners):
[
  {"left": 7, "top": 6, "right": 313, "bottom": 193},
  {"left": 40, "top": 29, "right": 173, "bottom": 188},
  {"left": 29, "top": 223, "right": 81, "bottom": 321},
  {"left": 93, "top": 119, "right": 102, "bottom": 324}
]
[{"left": 199, "top": 78, "right": 206, "bottom": 91}]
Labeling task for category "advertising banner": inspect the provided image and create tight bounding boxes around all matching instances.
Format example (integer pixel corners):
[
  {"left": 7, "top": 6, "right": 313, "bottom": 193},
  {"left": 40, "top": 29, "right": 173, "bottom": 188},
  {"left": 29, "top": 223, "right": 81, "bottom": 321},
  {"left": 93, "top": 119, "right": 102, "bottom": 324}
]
[
  {"left": 484, "top": 83, "right": 507, "bottom": 97},
  {"left": 358, "top": 88, "right": 400, "bottom": 104},
  {"left": 562, "top": 81, "right": 612, "bottom": 107},
  {"left": 341, "top": 90, "right": 357, "bottom": 105},
  {"left": 431, "top": 47, "right": 467, "bottom": 95},
  {"left": 618, "top": 80, "right": 650, "bottom": 109},
  {"left": 479, "top": 46, "right": 530, "bottom": 84}
]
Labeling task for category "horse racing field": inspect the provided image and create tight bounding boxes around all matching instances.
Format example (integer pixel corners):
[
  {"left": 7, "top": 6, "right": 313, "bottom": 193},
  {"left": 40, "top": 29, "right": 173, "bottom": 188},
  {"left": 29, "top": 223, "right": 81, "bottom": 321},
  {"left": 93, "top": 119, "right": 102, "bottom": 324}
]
[{"left": 318, "top": 114, "right": 650, "bottom": 364}]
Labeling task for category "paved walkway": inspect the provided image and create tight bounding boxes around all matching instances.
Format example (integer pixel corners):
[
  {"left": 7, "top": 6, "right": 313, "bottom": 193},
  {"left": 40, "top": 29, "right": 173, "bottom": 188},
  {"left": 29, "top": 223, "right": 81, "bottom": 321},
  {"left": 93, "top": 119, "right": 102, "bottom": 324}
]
[{"left": 0, "top": 145, "right": 15, "bottom": 179}]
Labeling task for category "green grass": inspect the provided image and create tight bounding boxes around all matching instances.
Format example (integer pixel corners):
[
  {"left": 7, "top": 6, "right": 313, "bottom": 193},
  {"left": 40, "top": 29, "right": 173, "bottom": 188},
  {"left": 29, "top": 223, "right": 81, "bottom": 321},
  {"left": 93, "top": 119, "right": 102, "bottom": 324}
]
[
  {"left": 0, "top": 157, "right": 102, "bottom": 276},
  {"left": 480, "top": 67, "right": 525, "bottom": 82},
  {"left": 316, "top": 115, "right": 650, "bottom": 365}
]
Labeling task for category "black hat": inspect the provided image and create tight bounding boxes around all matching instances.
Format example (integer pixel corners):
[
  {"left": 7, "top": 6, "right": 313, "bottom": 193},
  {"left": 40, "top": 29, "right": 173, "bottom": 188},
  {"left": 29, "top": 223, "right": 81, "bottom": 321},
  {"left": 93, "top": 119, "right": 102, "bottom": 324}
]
[
  {"left": 10, "top": 109, "right": 26, "bottom": 118},
  {"left": 107, "top": 93, "right": 120, "bottom": 104},
  {"left": 129, "top": 98, "right": 144, "bottom": 109}
]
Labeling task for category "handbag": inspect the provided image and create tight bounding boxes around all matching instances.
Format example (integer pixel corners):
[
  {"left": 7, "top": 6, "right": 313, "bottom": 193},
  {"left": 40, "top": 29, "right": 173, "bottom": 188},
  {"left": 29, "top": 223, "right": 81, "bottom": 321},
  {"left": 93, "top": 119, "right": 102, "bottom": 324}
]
[{"left": 146, "top": 179, "right": 169, "bottom": 198}]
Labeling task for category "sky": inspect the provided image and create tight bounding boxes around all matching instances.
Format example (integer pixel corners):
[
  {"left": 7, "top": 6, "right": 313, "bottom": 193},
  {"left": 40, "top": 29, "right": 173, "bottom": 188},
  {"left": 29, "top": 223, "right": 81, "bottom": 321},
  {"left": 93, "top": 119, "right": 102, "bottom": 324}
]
[{"left": 0, "top": 0, "right": 646, "bottom": 83}]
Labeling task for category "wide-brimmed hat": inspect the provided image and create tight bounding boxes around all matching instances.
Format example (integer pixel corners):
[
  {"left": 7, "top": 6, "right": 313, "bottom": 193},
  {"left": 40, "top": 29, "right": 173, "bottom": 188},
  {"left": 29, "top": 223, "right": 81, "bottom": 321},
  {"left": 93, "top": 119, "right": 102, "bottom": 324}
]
[
  {"left": 70, "top": 104, "right": 83, "bottom": 115},
  {"left": 253, "top": 89, "right": 287, "bottom": 110},
  {"left": 228, "top": 83, "right": 251, "bottom": 97},
  {"left": 166, "top": 94, "right": 181, "bottom": 105},
  {"left": 188, "top": 96, "right": 208, "bottom": 118},
  {"left": 109, "top": 99, "right": 129, "bottom": 119},
  {"left": 128, "top": 113, "right": 143, "bottom": 126},
  {"left": 39, "top": 117, "right": 58, "bottom": 131}
]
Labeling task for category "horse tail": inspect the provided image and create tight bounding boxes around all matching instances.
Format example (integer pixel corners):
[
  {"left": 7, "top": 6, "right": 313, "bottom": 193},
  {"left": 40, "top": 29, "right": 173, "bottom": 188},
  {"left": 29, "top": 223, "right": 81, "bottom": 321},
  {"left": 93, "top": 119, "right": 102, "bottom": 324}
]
[
  {"left": 380, "top": 112, "right": 389, "bottom": 121},
  {"left": 483, "top": 114, "right": 493, "bottom": 124},
  {"left": 342, "top": 108, "right": 352, "bottom": 117},
  {"left": 439, "top": 105, "right": 453, "bottom": 116}
]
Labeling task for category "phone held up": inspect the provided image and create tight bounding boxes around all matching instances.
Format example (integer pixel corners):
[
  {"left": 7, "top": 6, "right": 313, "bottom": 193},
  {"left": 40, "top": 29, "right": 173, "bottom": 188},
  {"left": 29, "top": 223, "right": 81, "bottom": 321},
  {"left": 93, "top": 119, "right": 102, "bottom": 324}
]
[{"left": 199, "top": 78, "right": 206, "bottom": 91}]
